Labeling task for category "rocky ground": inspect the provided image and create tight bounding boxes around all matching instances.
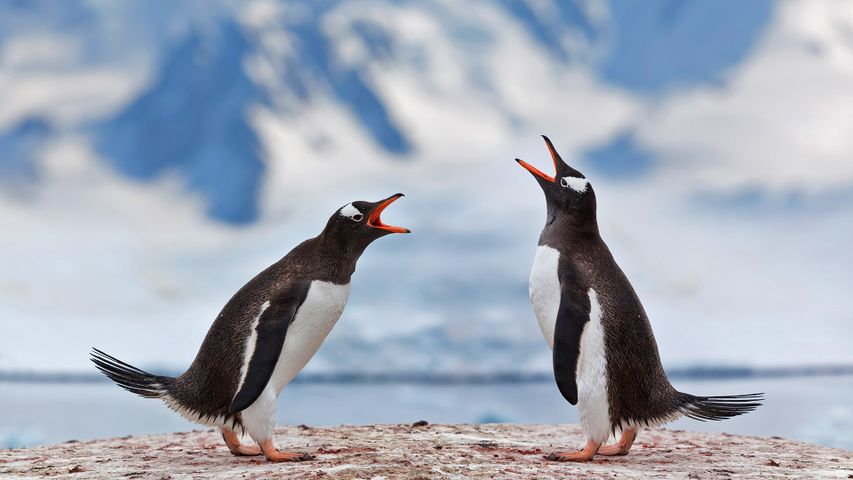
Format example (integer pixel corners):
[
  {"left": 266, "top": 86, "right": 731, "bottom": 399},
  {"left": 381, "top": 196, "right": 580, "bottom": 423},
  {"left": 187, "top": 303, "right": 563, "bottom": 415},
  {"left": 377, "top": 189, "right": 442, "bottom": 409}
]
[{"left": 1, "top": 423, "right": 851, "bottom": 479}]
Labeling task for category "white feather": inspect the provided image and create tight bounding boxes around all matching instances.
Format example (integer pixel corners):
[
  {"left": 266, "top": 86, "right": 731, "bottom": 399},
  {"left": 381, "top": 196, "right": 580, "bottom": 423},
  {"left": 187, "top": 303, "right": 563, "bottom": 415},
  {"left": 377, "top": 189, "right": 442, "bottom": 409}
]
[
  {"left": 163, "top": 394, "right": 226, "bottom": 427},
  {"left": 269, "top": 280, "right": 351, "bottom": 392},
  {"left": 577, "top": 288, "right": 611, "bottom": 444},
  {"left": 529, "top": 245, "right": 561, "bottom": 348},
  {"left": 339, "top": 203, "right": 361, "bottom": 219},
  {"left": 240, "top": 386, "right": 277, "bottom": 443},
  {"left": 561, "top": 176, "right": 589, "bottom": 193}
]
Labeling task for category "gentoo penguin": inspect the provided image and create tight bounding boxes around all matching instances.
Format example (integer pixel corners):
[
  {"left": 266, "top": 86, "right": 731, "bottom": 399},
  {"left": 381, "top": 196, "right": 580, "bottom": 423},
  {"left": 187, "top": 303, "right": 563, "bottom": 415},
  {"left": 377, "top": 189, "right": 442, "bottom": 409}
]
[
  {"left": 516, "top": 137, "right": 762, "bottom": 462},
  {"left": 92, "top": 194, "right": 409, "bottom": 462}
]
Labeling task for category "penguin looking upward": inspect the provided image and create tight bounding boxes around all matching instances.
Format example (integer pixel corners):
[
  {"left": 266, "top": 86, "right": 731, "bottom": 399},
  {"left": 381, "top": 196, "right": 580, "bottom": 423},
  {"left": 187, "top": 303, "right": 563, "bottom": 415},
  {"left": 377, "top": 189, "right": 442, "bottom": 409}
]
[
  {"left": 516, "top": 137, "right": 762, "bottom": 462},
  {"left": 92, "top": 194, "right": 409, "bottom": 462}
]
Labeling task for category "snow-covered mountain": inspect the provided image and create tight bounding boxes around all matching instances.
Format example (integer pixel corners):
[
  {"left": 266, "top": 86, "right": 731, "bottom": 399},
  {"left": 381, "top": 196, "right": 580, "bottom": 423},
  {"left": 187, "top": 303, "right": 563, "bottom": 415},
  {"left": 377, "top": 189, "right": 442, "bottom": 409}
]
[
  {"left": 1, "top": 0, "right": 852, "bottom": 374},
  {"left": 2, "top": 0, "right": 774, "bottom": 222}
]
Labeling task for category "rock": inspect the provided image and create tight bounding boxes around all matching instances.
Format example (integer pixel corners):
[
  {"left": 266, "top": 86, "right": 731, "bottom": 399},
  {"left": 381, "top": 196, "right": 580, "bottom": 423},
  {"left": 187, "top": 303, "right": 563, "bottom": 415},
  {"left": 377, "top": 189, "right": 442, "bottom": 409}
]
[{"left": 1, "top": 424, "right": 850, "bottom": 479}]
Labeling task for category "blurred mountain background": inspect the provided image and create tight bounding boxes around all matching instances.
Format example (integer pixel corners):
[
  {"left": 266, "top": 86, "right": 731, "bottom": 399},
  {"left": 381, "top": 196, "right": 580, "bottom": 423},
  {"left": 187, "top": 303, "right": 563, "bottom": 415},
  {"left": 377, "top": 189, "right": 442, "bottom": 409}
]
[{"left": 1, "top": 0, "right": 851, "bottom": 379}]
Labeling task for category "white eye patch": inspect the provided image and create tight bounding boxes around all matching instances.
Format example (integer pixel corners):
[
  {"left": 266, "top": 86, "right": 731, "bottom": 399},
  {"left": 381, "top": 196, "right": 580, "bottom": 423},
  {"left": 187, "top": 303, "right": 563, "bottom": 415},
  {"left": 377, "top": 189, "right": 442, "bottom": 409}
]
[
  {"left": 560, "top": 176, "right": 589, "bottom": 193},
  {"left": 339, "top": 203, "right": 364, "bottom": 221}
]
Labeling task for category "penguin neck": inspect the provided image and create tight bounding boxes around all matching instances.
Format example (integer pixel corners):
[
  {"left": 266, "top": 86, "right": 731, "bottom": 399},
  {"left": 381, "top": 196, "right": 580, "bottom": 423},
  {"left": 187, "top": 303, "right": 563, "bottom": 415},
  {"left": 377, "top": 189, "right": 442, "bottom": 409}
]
[
  {"left": 539, "top": 207, "right": 600, "bottom": 251},
  {"left": 310, "top": 232, "right": 368, "bottom": 282}
]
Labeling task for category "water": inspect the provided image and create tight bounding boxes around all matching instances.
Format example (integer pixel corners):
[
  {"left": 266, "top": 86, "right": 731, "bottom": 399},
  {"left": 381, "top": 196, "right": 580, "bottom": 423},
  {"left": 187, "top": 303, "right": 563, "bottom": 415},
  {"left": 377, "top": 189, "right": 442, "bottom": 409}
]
[{"left": 2, "top": 375, "right": 851, "bottom": 450}]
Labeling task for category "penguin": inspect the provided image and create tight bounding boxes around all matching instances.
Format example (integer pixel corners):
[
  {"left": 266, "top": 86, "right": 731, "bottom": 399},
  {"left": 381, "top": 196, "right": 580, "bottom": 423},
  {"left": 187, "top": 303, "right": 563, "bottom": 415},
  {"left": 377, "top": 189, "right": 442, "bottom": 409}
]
[
  {"left": 92, "top": 194, "right": 409, "bottom": 462},
  {"left": 516, "top": 137, "right": 762, "bottom": 462}
]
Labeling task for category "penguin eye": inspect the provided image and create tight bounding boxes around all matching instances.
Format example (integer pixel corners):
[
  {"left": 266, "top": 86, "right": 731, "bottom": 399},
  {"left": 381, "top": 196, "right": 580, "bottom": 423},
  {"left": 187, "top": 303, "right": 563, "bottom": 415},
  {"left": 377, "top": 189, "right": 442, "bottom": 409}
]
[
  {"left": 560, "top": 177, "right": 570, "bottom": 188},
  {"left": 351, "top": 213, "right": 364, "bottom": 222}
]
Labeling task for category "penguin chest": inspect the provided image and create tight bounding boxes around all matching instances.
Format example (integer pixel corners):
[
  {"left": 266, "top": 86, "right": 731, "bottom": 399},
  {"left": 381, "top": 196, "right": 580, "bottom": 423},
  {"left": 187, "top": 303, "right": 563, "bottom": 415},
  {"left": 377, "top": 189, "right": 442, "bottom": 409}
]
[
  {"left": 529, "top": 245, "right": 562, "bottom": 349},
  {"left": 269, "top": 280, "right": 351, "bottom": 393}
]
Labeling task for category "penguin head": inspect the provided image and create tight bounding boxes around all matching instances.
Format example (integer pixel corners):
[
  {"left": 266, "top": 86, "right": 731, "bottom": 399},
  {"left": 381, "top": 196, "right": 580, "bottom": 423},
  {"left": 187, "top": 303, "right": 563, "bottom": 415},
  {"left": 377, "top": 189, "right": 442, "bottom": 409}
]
[
  {"left": 322, "top": 193, "right": 410, "bottom": 252},
  {"left": 515, "top": 135, "right": 597, "bottom": 227}
]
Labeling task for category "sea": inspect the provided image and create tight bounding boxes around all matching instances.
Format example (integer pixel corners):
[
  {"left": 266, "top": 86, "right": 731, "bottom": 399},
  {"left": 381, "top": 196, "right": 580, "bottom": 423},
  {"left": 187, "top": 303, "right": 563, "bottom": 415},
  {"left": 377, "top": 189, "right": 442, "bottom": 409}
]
[{"left": 2, "top": 373, "right": 851, "bottom": 451}]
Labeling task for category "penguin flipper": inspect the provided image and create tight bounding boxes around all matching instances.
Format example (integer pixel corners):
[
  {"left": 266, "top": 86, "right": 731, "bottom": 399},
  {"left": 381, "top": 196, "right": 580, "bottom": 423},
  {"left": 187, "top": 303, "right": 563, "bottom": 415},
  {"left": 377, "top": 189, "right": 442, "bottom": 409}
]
[
  {"left": 228, "top": 282, "right": 310, "bottom": 413},
  {"left": 552, "top": 278, "right": 592, "bottom": 406}
]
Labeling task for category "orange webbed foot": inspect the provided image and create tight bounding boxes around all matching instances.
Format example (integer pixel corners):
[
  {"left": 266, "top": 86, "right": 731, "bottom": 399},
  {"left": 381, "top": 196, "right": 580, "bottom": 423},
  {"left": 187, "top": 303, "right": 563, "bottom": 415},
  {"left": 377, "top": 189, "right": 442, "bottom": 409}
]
[
  {"left": 260, "top": 439, "right": 314, "bottom": 462},
  {"left": 229, "top": 445, "right": 262, "bottom": 456},
  {"left": 221, "top": 428, "right": 262, "bottom": 456},
  {"left": 597, "top": 428, "right": 636, "bottom": 456},
  {"left": 264, "top": 450, "right": 315, "bottom": 462},
  {"left": 545, "top": 439, "right": 600, "bottom": 462}
]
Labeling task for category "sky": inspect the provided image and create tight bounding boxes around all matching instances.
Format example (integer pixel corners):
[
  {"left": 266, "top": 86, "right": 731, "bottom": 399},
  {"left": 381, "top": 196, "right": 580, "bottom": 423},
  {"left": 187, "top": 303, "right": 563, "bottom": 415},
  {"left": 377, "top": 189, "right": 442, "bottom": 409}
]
[{"left": 0, "top": 0, "right": 851, "bottom": 374}]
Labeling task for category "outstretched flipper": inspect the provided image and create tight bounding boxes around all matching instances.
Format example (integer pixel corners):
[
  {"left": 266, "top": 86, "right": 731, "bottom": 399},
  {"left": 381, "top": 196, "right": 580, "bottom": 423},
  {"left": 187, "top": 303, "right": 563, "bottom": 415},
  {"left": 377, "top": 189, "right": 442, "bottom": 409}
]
[{"left": 228, "top": 282, "right": 310, "bottom": 413}]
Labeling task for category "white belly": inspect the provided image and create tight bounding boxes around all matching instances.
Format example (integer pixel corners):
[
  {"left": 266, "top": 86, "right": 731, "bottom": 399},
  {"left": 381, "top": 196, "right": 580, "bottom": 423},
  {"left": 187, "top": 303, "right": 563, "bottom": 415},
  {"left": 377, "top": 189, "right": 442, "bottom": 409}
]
[
  {"left": 577, "top": 288, "right": 611, "bottom": 444},
  {"left": 529, "top": 245, "right": 561, "bottom": 348},
  {"left": 269, "top": 280, "right": 351, "bottom": 392},
  {"left": 529, "top": 246, "right": 611, "bottom": 443}
]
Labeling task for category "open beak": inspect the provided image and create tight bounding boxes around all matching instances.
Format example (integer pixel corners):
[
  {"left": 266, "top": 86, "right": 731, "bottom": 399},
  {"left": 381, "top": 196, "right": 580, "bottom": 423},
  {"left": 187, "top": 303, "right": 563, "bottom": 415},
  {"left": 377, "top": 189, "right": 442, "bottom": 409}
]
[
  {"left": 515, "top": 135, "right": 560, "bottom": 183},
  {"left": 368, "top": 193, "right": 410, "bottom": 234}
]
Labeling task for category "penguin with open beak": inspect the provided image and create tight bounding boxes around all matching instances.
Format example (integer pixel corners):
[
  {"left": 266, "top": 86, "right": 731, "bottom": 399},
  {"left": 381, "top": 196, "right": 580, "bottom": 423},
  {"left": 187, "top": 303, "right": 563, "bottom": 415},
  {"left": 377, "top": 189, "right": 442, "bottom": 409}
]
[
  {"left": 517, "top": 137, "right": 761, "bottom": 461},
  {"left": 92, "top": 194, "right": 409, "bottom": 462}
]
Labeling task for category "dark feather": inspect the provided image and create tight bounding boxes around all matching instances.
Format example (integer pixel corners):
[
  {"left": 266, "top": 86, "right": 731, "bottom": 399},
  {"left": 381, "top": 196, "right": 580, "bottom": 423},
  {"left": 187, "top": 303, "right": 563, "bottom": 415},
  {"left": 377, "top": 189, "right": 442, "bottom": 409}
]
[
  {"left": 552, "top": 261, "right": 592, "bottom": 406},
  {"left": 678, "top": 392, "right": 764, "bottom": 421},
  {"left": 90, "top": 348, "right": 172, "bottom": 399}
]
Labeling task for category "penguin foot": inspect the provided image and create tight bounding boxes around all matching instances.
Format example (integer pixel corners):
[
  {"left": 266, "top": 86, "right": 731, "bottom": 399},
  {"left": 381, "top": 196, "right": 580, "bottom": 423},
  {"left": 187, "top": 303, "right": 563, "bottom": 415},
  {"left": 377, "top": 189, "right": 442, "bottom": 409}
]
[
  {"left": 260, "top": 439, "right": 315, "bottom": 462},
  {"left": 597, "top": 428, "right": 636, "bottom": 456},
  {"left": 221, "top": 428, "right": 262, "bottom": 456},
  {"left": 545, "top": 440, "right": 600, "bottom": 462},
  {"left": 264, "top": 451, "right": 315, "bottom": 462},
  {"left": 230, "top": 445, "right": 263, "bottom": 456}
]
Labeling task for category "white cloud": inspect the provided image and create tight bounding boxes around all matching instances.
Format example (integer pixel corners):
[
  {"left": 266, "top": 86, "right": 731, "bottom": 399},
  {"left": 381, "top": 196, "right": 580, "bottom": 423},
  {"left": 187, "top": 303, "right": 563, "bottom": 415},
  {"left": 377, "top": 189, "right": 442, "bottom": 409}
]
[{"left": 638, "top": 0, "right": 853, "bottom": 194}]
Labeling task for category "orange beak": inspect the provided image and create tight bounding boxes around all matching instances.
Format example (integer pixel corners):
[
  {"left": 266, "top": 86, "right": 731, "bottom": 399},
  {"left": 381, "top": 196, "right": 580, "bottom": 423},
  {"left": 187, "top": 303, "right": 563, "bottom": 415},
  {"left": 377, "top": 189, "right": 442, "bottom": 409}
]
[
  {"left": 368, "top": 193, "right": 410, "bottom": 234},
  {"left": 515, "top": 135, "right": 561, "bottom": 183},
  {"left": 515, "top": 158, "right": 554, "bottom": 182}
]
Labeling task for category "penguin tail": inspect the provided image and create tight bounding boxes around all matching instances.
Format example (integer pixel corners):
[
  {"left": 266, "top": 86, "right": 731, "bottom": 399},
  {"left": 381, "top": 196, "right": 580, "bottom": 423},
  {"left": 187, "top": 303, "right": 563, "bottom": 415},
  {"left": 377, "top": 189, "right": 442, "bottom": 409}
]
[
  {"left": 90, "top": 348, "right": 173, "bottom": 399},
  {"left": 677, "top": 392, "right": 764, "bottom": 421}
]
